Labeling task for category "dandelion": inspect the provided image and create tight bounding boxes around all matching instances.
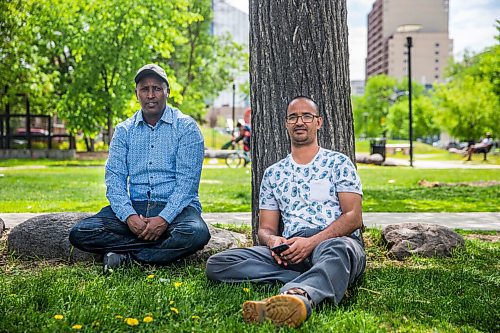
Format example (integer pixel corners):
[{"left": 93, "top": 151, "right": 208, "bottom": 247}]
[
  {"left": 174, "top": 281, "right": 182, "bottom": 288},
  {"left": 147, "top": 274, "right": 155, "bottom": 279},
  {"left": 115, "top": 315, "right": 123, "bottom": 319},
  {"left": 169, "top": 300, "right": 174, "bottom": 305},
  {"left": 124, "top": 317, "right": 139, "bottom": 326},
  {"left": 192, "top": 315, "right": 200, "bottom": 320},
  {"left": 54, "top": 314, "right": 64, "bottom": 320},
  {"left": 143, "top": 316, "right": 153, "bottom": 323},
  {"left": 243, "top": 287, "right": 250, "bottom": 293},
  {"left": 71, "top": 324, "right": 83, "bottom": 330},
  {"left": 170, "top": 307, "right": 179, "bottom": 315}
]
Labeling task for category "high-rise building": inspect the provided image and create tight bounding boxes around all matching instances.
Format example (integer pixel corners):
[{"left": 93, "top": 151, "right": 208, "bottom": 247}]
[{"left": 366, "top": 0, "right": 453, "bottom": 85}]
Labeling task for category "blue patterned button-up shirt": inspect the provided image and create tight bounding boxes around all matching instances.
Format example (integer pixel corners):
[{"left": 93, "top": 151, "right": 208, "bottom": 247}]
[{"left": 105, "top": 105, "right": 204, "bottom": 223}]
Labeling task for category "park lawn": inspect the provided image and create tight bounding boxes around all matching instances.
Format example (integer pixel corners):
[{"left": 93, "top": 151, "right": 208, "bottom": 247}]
[
  {"left": 0, "top": 166, "right": 498, "bottom": 213},
  {"left": 0, "top": 228, "right": 498, "bottom": 332}
]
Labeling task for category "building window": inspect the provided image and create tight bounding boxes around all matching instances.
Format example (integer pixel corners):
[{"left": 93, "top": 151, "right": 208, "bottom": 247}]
[
  {"left": 435, "top": 51, "right": 439, "bottom": 55},
  {"left": 435, "top": 75, "right": 439, "bottom": 79},
  {"left": 435, "top": 59, "right": 439, "bottom": 63},
  {"left": 435, "top": 67, "right": 439, "bottom": 71},
  {"left": 435, "top": 42, "right": 440, "bottom": 47}
]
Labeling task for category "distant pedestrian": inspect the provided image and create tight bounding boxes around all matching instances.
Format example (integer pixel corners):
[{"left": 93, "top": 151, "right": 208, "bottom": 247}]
[{"left": 466, "top": 132, "right": 493, "bottom": 160}]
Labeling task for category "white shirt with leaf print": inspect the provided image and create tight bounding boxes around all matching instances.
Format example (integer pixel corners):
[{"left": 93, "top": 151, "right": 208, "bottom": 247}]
[{"left": 259, "top": 148, "right": 363, "bottom": 238}]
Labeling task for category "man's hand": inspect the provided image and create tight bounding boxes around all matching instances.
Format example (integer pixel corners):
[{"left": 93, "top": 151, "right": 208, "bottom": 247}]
[
  {"left": 282, "top": 236, "right": 318, "bottom": 264},
  {"left": 266, "top": 235, "right": 288, "bottom": 266},
  {"left": 138, "top": 216, "right": 168, "bottom": 241},
  {"left": 126, "top": 214, "right": 148, "bottom": 236}
]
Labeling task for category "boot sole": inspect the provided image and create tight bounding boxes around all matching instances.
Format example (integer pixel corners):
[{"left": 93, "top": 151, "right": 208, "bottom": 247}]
[{"left": 242, "top": 295, "right": 308, "bottom": 328}]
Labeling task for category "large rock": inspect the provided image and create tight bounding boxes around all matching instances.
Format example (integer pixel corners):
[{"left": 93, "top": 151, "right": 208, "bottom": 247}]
[
  {"left": 8, "top": 213, "right": 97, "bottom": 262},
  {"left": 7, "top": 213, "right": 247, "bottom": 263},
  {"left": 0, "top": 217, "right": 4, "bottom": 237},
  {"left": 382, "top": 223, "right": 465, "bottom": 260}
]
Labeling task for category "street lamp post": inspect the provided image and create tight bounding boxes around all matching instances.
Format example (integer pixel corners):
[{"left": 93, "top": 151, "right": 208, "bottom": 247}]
[
  {"left": 397, "top": 24, "right": 422, "bottom": 167},
  {"left": 406, "top": 36, "right": 414, "bottom": 167},
  {"left": 232, "top": 82, "right": 236, "bottom": 136}
]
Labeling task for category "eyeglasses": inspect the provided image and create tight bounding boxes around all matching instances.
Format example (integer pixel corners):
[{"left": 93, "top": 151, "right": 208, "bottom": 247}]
[{"left": 285, "top": 114, "right": 320, "bottom": 124}]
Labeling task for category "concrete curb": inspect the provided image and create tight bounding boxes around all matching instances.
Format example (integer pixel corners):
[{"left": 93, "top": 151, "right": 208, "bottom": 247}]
[{"left": 1, "top": 212, "right": 499, "bottom": 231}]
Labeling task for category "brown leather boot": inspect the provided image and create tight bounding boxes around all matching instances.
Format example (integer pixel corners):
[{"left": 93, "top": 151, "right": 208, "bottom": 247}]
[{"left": 242, "top": 292, "right": 312, "bottom": 328}]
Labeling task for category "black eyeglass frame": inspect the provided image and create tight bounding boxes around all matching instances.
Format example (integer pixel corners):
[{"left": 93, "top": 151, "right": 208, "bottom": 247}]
[{"left": 285, "top": 114, "right": 320, "bottom": 124}]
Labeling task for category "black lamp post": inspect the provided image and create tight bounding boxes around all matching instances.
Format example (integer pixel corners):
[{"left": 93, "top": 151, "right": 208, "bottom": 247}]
[
  {"left": 406, "top": 36, "right": 414, "bottom": 167},
  {"left": 398, "top": 24, "right": 421, "bottom": 167},
  {"left": 232, "top": 82, "right": 236, "bottom": 136}
]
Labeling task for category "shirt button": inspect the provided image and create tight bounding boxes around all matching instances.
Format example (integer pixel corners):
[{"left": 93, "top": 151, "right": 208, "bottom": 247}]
[
  {"left": 151, "top": 145, "right": 154, "bottom": 148},
  {"left": 149, "top": 162, "right": 152, "bottom": 165}
]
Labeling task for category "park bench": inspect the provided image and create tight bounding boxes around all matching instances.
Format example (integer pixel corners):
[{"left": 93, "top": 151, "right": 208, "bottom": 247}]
[
  {"left": 204, "top": 149, "right": 238, "bottom": 159},
  {"left": 473, "top": 142, "right": 494, "bottom": 161},
  {"left": 385, "top": 143, "right": 410, "bottom": 155}
]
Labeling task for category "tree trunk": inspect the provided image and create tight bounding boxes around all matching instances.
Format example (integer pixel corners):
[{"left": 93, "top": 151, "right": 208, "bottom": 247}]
[{"left": 249, "top": 0, "right": 355, "bottom": 244}]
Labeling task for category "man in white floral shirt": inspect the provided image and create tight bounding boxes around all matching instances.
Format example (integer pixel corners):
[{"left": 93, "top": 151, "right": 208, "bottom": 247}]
[{"left": 206, "top": 96, "right": 365, "bottom": 328}]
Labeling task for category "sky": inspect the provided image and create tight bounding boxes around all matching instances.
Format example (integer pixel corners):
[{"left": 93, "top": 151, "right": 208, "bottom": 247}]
[{"left": 225, "top": 0, "right": 499, "bottom": 81}]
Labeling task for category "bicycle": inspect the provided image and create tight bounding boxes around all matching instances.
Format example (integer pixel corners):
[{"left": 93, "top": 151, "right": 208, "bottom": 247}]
[{"left": 225, "top": 148, "right": 251, "bottom": 168}]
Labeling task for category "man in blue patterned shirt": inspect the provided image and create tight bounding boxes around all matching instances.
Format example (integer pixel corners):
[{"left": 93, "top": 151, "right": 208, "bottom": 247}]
[
  {"left": 70, "top": 64, "right": 210, "bottom": 273},
  {"left": 206, "top": 96, "right": 365, "bottom": 328}
]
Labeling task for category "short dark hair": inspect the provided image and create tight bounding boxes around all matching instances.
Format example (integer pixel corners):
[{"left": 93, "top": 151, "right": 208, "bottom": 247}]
[{"left": 287, "top": 96, "right": 320, "bottom": 115}]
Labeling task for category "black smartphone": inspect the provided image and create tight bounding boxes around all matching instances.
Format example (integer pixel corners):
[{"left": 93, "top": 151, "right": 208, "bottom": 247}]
[{"left": 270, "top": 243, "right": 289, "bottom": 255}]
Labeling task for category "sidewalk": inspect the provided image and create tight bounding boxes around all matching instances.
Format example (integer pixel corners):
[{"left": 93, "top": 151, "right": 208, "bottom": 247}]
[{"left": 1, "top": 212, "right": 499, "bottom": 231}]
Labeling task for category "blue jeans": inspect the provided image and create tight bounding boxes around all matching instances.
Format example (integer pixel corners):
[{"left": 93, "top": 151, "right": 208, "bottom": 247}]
[{"left": 69, "top": 202, "right": 210, "bottom": 264}]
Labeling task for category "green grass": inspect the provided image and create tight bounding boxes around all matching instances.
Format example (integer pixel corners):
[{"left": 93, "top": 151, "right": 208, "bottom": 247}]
[
  {"left": 1, "top": 229, "right": 498, "bottom": 332},
  {"left": 0, "top": 165, "right": 498, "bottom": 213}
]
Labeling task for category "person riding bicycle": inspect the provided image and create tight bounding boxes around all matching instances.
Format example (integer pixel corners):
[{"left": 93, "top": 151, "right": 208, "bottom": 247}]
[
  {"left": 232, "top": 121, "right": 251, "bottom": 166},
  {"left": 232, "top": 121, "right": 251, "bottom": 152}
]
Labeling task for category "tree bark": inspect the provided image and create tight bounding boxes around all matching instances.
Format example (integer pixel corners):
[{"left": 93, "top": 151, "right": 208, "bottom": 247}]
[{"left": 249, "top": 0, "right": 355, "bottom": 244}]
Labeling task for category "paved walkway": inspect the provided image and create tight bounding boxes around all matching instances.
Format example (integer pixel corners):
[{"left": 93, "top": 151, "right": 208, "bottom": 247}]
[
  {"left": 1, "top": 212, "right": 499, "bottom": 231},
  {"left": 386, "top": 158, "right": 500, "bottom": 169}
]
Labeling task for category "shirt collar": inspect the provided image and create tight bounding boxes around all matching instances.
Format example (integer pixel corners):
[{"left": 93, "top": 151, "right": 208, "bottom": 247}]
[{"left": 134, "top": 105, "right": 173, "bottom": 127}]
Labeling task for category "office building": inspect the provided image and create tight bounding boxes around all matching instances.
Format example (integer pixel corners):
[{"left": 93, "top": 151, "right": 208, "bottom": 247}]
[{"left": 366, "top": 0, "right": 453, "bottom": 85}]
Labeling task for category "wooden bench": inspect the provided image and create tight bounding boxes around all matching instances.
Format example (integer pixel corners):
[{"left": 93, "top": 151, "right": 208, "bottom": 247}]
[
  {"left": 385, "top": 143, "right": 410, "bottom": 155},
  {"left": 473, "top": 143, "right": 494, "bottom": 161}
]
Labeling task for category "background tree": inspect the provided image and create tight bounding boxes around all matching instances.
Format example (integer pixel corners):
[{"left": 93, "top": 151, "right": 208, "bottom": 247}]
[
  {"left": 0, "top": 0, "right": 246, "bottom": 151},
  {"left": 249, "top": 0, "right": 354, "bottom": 243},
  {"left": 352, "top": 75, "right": 397, "bottom": 138},
  {"left": 433, "top": 26, "right": 499, "bottom": 141}
]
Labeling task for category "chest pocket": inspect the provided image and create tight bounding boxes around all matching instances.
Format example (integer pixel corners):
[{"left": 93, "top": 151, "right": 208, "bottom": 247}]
[{"left": 309, "top": 179, "right": 331, "bottom": 202}]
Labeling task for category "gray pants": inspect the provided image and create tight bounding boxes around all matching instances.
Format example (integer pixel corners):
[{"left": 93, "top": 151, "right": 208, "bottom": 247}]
[{"left": 206, "top": 228, "right": 366, "bottom": 305}]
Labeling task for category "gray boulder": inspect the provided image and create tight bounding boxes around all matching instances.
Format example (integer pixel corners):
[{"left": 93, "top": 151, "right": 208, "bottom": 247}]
[
  {"left": 8, "top": 213, "right": 98, "bottom": 262},
  {"left": 368, "top": 153, "right": 384, "bottom": 165},
  {"left": 7, "top": 213, "right": 247, "bottom": 263},
  {"left": 0, "top": 217, "right": 4, "bottom": 237},
  {"left": 382, "top": 223, "right": 465, "bottom": 260}
]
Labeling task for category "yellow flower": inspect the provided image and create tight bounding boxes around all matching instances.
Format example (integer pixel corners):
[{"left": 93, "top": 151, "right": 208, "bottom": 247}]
[
  {"left": 147, "top": 274, "right": 155, "bottom": 279},
  {"left": 124, "top": 317, "right": 139, "bottom": 326},
  {"left": 115, "top": 315, "right": 123, "bottom": 319},
  {"left": 143, "top": 316, "right": 153, "bottom": 323},
  {"left": 169, "top": 300, "right": 174, "bottom": 305},
  {"left": 174, "top": 281, "right": 182, "bottom": 288},
  {"left": 71, "top": 324, "right": 83, "bottom": 330},
  {"left": 192, "top": 315, "right": 200, "bottom": 320},
  {"left": 54, "top": 314, "right": 64, "bottom": 320},
  {"left": 170, "top": 307, "right": 179, "bottom": 315},
  {"left": 243, "top": 287, "right": 250, "bottom": 293}
]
